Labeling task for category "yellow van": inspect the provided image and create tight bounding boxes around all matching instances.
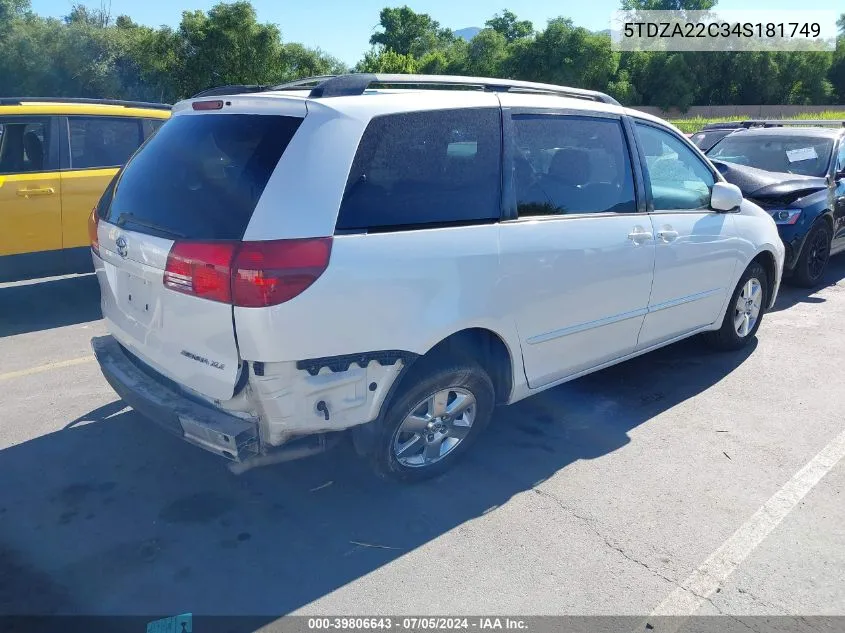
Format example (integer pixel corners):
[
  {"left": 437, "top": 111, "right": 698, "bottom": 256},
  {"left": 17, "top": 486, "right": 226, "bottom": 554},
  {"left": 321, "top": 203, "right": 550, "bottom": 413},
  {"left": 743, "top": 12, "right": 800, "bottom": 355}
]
[{"left": 0, "top": 98, "right": 170, "bottom": 282}]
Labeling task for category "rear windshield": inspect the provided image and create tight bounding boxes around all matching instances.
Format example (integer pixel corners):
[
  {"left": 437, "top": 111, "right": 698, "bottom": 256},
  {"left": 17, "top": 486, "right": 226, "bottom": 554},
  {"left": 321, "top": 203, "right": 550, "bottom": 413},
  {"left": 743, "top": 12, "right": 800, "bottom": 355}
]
[
  {"left": 101, "top": 114, "right": 303, "bottom": 240},
  {"left": 708, "top": 134, "right": 834, "bottom": 177}
]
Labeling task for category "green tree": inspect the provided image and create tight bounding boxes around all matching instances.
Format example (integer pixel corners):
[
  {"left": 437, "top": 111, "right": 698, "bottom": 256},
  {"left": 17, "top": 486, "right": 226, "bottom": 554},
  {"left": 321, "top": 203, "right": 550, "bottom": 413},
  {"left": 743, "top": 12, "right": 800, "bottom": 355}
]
[
  {"left": 831, "top": 38, "right": 845, "bottom": 101},
  {"left": 776, "top": 51, "right": 833, "bottom": 105},
  {"left": 173, "top": 2, "right": 284, "bottom": 97},
  {"left": 369, "top": 6, "right": 454, "bottom": 57},
  {"left": 509, "top": 18, "right": 617, "bottom": 91},
  {"left": 485, "top": 9, "right": 533, "bottom": 43},
  {"left": 464, "top": 28, "right": 508, "bottom": 77},
  {"left": 620, "top": 0, "right": 716, "bottom": 9},
  {"left": 356, "top": 48, "right": 419, "bottom": 73}
]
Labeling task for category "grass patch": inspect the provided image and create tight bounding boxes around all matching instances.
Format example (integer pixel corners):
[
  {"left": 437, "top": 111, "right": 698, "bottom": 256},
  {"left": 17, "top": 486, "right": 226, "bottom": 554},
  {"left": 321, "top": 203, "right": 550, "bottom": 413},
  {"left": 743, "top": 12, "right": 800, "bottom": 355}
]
[{"left": 669, "top": 111, "right": 845, "bottom": 133}]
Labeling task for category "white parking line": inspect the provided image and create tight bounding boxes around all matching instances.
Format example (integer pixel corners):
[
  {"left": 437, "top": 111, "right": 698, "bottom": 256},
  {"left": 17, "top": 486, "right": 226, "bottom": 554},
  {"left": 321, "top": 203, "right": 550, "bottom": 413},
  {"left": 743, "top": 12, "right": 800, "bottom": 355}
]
[
  {"left": 651, "top": 426, "right": 845, "bottom": 616},
  {"left": 0, "top": 356, "right": 94, "bottom": 381}
]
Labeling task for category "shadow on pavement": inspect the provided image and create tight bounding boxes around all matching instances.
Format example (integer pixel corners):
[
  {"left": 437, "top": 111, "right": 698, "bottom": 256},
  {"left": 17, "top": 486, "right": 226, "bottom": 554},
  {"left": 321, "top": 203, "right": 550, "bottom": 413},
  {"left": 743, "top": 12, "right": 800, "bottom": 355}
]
[
  {"left": 770, "top": 255, "right": 845, "bottom": 313},
  {"left": 0, "top": 336, "right": 757, "bottom": 625},
  {"left": 0, "top": 274, "right": 101, "bottom": 338}
]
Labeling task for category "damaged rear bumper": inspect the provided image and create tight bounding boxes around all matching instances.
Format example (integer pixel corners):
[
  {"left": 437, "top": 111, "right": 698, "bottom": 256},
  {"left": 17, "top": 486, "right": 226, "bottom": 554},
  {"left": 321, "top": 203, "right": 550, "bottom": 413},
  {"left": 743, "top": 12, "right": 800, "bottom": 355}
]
[{"left": 91, "top": 335, "right": 259, "bottom": 462}]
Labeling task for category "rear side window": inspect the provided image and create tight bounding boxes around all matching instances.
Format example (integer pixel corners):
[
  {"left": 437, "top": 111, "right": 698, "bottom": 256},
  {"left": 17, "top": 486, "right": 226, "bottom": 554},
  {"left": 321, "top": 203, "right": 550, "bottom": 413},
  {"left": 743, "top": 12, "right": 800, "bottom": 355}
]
[
  {"left": 512, "top": 115, "right": 636, "bottom": 217},
  {"left": 102, "top": 114, "right": 302, "bottom": 240},
  {"left": 337, "top": 108, "right": 502, "bottom": 231},
  {"left": 69, "top": 117, "right": 143, "bottom": 169}
]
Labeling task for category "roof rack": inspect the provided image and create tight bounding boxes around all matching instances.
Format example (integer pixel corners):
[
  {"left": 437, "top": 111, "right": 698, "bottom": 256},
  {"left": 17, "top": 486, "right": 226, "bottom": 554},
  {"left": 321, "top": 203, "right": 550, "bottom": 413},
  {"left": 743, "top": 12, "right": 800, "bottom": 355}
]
[
  {"left": 197, "top": 73, "right": 620, "bottom": 105},
  {"left": 0, "top": 97, "right": 171, "bottom": 110},
  {"left": 294, "top": 74, "right": 620, "bottom": 105},
  {"left": 702, "top": 119, "right": 845, "bottom": 130}
]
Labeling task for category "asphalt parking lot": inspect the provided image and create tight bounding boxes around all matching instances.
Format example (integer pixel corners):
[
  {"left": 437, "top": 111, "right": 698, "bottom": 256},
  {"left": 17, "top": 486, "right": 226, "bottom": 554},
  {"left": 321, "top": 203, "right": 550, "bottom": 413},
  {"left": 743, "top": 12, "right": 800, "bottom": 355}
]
[{"left": 1, "top": 261, "right": 844, "bottom": 626}]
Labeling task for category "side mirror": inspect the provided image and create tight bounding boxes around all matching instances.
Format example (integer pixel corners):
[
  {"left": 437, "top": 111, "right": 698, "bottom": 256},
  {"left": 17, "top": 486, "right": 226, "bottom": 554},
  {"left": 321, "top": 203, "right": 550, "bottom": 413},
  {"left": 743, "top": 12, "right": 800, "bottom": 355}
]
[
  {"left": 835, "top": 169, "right": 845, "bottom": 182},
  {"left": 710, "top": 181, "right": 743, "bottom": 213}
]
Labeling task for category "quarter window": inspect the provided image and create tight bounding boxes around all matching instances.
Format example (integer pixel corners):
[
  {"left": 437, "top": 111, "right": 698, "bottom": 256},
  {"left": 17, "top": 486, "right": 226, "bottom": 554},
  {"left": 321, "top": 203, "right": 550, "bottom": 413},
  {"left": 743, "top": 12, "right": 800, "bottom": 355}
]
[
  {"left": 69, "top": 117, "right": 143, "bottom": 169},
  {"left": 336, "top": 108, "right": 502, "bottom": 231},
  {"left": 635, "top": 122, "right": 714, "bottom": 211},
  {"left": 511, "top": 115, "right": 636, "bottom": 217}
]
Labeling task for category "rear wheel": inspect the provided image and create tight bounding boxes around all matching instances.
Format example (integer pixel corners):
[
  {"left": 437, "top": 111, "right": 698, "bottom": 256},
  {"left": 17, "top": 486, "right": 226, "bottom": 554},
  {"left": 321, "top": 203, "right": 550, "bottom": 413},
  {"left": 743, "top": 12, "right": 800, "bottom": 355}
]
[
  {"left": 791, "top": 221, "right": 832, "bottom": 288},
  {"left": 706, "top": 261, "right": 768, "bottom": 351},
  {"left": 369, "top": 358, "right": 495, "bottom": 482}
]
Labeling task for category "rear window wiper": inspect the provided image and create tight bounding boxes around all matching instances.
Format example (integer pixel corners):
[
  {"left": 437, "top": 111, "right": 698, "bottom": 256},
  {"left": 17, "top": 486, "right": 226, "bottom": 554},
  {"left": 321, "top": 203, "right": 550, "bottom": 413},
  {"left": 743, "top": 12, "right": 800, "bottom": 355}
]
[{"left": 114, "top": 213, "right": 186, "bottom": 239}]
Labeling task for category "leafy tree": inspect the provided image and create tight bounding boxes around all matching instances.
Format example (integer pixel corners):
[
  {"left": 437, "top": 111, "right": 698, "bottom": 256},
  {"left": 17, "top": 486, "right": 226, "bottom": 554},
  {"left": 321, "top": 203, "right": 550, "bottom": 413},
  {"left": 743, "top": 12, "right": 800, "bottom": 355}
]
[
  {"left": 173, "top": 2, "right": 284, "bottom": 97},
  {"left": 727, "top": 52, "right": 780, "bottom": 105},
  {"left": 620, "top": 0, "right": 716, "bottom": 9},
  {"left": 485, "top": 9, "right": 533, "bottom": 43},
  {"left": 509, "top": 18, "right": 617, "bottom": 91},
  {"left": 464, "top": 28, "right": 508, "bottom": 77},
  {"left": 831, "top": 38, "right": 845, "bottom": 101},
  {"left": 776, "top": 51, "right": 833, "bottom": 105},
  {"left": 369, "top": 6, "right": 454, "bottom": 58},
  {"left": 356, "top": 48, "right": 419, "bottom": 73}
]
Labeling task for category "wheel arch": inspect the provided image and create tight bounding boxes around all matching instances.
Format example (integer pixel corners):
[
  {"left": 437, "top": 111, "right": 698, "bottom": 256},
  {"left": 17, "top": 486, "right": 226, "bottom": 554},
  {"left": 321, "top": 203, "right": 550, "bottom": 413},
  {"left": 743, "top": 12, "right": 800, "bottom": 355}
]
[
  {"left": 750, "top": 249, "right": 778, "bottom": 308},
  {"left": 351, "top": 326, "right": 515, "bottom": 458},
  {"left": 417, "top": 327, "right": 515, "bottom": 406}
]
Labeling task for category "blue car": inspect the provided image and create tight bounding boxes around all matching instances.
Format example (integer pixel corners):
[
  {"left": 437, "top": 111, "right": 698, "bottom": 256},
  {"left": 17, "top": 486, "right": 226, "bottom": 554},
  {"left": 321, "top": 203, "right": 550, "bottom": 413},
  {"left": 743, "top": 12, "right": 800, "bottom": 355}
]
[{"left": 707, "top": 125, "right": 845, "bottom": 287}]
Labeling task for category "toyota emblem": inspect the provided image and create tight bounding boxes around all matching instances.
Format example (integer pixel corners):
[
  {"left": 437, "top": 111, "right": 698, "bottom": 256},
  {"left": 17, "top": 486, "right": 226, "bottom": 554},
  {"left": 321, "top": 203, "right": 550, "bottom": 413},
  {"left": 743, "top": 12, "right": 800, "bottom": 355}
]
[{"left": 115, "top": 236, "right": 128, "bottom": 259}]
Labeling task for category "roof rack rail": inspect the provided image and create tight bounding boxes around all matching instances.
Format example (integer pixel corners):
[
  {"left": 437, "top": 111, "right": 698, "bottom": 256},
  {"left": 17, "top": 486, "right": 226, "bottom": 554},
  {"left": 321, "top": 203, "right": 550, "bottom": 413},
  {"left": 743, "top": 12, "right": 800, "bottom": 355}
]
[
  {"left": 271, "top": 73, "right": 621, "bottom": 105},
  {"left": 0, "top": 97, "right": 171, "bottom": 110},
  {"left": 702, "top": 119, "right": 845, "bottom": 130}
]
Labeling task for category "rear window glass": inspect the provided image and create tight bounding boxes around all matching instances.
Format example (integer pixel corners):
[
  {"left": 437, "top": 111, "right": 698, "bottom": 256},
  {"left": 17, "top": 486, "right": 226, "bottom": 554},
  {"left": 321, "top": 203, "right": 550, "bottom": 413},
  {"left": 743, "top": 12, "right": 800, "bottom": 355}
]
[
  {"left": 69, "top": 117, "right": 143, "bottom": 169},
  {"left": 336, "top": 108, "right": 502, "bottom": 231},
  {"left": 101, "top": 114, "right": 302, "bottom": 240}
]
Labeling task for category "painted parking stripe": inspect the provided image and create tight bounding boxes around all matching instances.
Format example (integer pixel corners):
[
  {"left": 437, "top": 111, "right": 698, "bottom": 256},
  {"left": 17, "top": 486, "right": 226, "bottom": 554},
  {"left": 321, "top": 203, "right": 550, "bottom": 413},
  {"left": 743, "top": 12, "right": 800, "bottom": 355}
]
[
  {"left": 0, "top": 356, "right": 94, "bottom": 381},
  {"left": 651, "top": 426, "right": 845, "bottom": 616}
]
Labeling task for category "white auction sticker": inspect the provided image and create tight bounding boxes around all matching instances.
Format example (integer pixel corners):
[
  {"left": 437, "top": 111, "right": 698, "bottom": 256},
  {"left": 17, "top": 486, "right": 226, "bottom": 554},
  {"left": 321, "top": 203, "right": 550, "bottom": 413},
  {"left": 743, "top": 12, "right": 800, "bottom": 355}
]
[{"left": 786, "top": 147, "right": 818, "bottom": 163}]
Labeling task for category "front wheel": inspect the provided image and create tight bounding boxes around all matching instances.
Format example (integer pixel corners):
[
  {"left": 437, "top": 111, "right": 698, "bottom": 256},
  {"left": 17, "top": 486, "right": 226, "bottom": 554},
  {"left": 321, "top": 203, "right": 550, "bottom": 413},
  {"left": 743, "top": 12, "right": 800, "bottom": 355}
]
[
  {"left": 706, "top": 261, "right": 768, "bottom": 351},
  {"left": 791, "top": 221, "right": 832, "bottom": 288},
  {"left": 369, "top": 359, "right": 495, "bottom": 482}
]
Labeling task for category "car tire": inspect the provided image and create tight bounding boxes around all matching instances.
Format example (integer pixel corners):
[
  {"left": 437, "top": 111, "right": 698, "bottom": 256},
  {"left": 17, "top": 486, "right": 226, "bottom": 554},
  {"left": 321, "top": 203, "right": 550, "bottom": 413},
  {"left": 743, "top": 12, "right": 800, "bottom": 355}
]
[
  {"left": 706, "top": 261, "right": 768, "bottom": 351},
  {"left": 369, "top": 357, "right": 495, "bottom": 482},
  {"left": 791, "top": 220, "right": 832, "bottom": 288}
]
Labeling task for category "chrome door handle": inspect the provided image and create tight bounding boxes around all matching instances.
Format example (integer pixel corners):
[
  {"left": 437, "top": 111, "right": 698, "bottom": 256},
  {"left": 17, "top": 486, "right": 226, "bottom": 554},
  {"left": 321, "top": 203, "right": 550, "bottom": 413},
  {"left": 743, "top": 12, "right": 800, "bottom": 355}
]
[
  {"left": 657, "top": 229, "right": 679, "bottom": 243},
  {"left": 17, "top": 187, "right": 55, "bottom": 197},
  {"left": 628, "top": 228, "right": 653, "bottom": 244}
]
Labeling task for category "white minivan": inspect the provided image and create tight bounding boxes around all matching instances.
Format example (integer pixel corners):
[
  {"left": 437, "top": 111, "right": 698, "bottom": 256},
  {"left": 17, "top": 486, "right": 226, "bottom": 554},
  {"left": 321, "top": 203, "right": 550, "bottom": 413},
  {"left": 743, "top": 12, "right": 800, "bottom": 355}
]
[{"left": 90, "top": 74, "right": 784, "bottom": 481}]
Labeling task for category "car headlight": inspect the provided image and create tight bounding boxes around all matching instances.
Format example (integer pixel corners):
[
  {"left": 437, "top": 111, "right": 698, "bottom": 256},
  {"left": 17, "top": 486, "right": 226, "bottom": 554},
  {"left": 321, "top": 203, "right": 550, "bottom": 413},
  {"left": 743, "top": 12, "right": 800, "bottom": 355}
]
[{"left": 769, "top": 209, "right": 802, "bottom": 225}]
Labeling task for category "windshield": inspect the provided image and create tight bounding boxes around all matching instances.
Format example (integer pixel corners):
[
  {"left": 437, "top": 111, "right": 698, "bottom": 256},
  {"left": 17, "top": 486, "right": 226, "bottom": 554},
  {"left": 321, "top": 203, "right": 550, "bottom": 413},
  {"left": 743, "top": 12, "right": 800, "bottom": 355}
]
[{"left": 707, "top": 134, "right": 833, "bottom": 177}]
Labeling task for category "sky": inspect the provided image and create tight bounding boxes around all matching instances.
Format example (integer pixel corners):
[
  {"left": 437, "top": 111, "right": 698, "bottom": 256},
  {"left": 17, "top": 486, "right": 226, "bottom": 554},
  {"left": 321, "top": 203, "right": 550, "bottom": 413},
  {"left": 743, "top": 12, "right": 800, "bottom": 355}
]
[{"left": 30, "top": 0, "right": 844, "bottom": 66}]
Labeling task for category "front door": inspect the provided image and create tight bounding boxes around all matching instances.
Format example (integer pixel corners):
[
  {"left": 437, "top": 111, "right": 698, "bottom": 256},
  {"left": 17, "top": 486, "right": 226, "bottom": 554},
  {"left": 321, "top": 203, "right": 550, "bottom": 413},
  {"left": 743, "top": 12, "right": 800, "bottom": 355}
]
[
  {"left": 497, "top": 107, "right": 654, "bottom": 389},
  {"left": 0, "top": 116, "right": 62, "bottom": 280},
  {"left": 632, "top": 121, "right": 741, "bottom": 348}
]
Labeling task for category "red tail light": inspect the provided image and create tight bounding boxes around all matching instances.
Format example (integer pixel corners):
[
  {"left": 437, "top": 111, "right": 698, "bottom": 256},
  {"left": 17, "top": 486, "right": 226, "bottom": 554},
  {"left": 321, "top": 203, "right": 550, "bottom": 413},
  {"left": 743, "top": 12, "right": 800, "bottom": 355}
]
[
  {"left": 232, "top": 238, "right": 333, "bottom": 307},
  {"left": 162, "top": 238, "right": 332, "bottom": 307},
  {"left": 164, "top": 242, "right": 236, "bottom": 303},
  {"left": 88, "top": 208, "right": 100, "bottom": 256}
]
